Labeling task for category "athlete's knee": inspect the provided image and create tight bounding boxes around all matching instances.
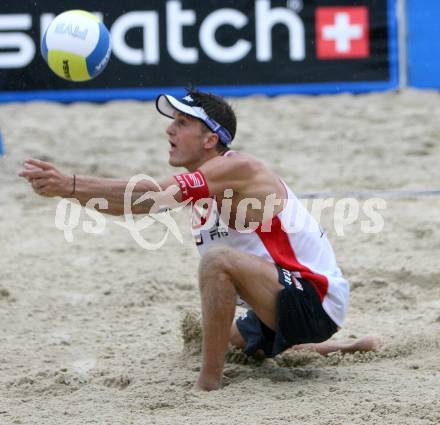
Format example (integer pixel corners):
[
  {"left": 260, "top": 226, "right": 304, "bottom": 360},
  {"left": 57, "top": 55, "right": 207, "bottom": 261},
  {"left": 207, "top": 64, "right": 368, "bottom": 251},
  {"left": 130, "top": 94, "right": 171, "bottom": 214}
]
[{"left": 198, "top": 246, "right": 235, "bottom": 277}]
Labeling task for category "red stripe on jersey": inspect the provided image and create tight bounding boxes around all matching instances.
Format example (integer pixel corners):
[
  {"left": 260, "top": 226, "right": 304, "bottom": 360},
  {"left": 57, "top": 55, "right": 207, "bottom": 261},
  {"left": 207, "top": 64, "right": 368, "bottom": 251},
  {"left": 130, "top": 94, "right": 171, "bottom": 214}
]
[{"left": 256, "top": 216, "right": 329, "bottom": 301}]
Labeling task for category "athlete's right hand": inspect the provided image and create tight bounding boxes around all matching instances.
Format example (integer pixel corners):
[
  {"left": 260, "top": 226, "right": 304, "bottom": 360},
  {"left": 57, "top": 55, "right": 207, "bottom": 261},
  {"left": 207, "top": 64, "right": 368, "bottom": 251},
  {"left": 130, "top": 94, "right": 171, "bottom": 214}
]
[{"left": 18, "top": 158, "right": 74, "bottom": 198}]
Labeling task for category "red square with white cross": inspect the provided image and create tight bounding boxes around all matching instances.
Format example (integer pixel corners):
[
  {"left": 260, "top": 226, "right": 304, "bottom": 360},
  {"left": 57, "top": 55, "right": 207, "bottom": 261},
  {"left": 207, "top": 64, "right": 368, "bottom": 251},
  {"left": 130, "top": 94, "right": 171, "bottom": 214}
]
[{"left": 316, "top": 6, "right": 370, "bottom": 59}]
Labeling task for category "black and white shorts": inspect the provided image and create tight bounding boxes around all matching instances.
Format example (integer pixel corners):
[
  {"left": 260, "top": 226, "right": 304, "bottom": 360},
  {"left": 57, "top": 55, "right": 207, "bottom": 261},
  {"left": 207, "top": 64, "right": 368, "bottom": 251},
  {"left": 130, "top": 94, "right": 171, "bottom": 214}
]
[{"left": 236, "top": 265, "right": 338, "bottom": 357}]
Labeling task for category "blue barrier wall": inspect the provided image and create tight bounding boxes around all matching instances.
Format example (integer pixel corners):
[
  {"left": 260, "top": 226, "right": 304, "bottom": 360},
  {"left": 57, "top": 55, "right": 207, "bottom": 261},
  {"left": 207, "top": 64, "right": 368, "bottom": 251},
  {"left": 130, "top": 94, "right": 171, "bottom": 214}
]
[{"left": 407, "top": 0, "right": 440, "bottom": 88}]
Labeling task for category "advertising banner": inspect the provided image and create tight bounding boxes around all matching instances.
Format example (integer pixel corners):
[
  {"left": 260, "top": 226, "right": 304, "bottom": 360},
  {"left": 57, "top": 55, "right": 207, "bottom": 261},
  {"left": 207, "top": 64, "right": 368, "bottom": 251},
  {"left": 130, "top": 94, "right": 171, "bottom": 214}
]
[{"left": 0, "top": 0, "right": 398, "bottom": 102}]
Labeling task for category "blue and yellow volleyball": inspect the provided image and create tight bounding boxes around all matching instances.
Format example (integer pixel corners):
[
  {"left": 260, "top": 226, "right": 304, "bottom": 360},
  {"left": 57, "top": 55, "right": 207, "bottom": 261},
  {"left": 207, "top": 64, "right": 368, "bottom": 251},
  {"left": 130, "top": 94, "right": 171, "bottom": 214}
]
[{"left": 41, "top": 10, "right": 111, "bottom": 82}]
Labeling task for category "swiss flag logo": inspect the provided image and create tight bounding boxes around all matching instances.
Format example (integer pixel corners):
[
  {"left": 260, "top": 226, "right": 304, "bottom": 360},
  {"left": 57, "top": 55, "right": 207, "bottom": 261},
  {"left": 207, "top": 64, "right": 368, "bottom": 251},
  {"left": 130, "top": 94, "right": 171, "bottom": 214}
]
[{"left": 316, "top": 6, "right": 369, "bottom": 59}]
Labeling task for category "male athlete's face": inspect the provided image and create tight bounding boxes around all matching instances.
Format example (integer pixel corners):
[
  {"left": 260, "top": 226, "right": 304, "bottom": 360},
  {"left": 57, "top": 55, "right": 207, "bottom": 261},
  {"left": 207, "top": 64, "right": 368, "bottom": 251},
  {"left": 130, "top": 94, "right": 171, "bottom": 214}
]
[{"left": 166, "top": 111, "right": 208, "bottom": 170}]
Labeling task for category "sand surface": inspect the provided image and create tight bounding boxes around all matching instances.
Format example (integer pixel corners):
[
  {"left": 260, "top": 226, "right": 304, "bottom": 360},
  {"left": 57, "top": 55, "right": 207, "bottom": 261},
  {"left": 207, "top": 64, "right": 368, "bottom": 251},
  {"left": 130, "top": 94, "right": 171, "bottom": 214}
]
[{"left": 0, "top": 90, "right": 439, "bottom": 424}]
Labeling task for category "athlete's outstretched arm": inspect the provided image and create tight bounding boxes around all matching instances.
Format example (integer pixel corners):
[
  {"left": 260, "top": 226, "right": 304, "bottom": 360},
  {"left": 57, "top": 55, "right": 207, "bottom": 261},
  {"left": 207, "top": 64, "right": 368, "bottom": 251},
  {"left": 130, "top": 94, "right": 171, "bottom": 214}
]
[{"left": 18, "top": 158, "right": 183, "bottom": 216}]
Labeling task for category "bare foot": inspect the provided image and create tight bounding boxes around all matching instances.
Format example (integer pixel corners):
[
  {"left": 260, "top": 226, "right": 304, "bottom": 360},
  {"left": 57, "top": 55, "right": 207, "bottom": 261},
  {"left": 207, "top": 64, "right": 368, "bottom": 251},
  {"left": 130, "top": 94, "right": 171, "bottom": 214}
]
[
  {"left": 347, "top": 335, "right": 383, "bottom": 353},
  {"left": 289, "top": 335, "right": 383, "bottom": 356}
]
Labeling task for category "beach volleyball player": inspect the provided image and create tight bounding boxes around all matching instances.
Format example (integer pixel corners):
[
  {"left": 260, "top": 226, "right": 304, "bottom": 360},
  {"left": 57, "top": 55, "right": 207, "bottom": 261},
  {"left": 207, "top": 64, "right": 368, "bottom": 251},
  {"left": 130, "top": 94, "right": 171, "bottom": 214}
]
[{"left": 19, "top": 89, "right": 380, "bottom": 391}]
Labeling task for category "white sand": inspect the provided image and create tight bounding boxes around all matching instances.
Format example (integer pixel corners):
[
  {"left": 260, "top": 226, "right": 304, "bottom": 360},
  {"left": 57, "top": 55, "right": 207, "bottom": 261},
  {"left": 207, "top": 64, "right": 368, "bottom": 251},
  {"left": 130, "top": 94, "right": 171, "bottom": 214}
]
[{"left": 0, "top": 90, "right": 439, "bottom": 424}]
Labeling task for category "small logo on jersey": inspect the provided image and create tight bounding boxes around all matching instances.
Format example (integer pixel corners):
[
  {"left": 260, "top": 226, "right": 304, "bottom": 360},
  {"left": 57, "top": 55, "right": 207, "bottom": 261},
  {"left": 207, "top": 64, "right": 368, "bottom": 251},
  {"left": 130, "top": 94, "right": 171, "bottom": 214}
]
[
  {"left": 193, "top": 213, "right": 229, "bottom": 245},
  {"left": 316, "top": 6, "right": 369, "bottom": 59},
  {"left": 183, "top": 172, "right": 204, "bottom": 189}
]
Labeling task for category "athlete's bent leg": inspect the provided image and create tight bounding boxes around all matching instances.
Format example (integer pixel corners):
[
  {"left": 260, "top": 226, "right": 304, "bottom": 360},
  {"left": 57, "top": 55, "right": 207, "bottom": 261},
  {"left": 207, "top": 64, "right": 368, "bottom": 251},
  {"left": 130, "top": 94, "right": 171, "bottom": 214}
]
[
  {"left": 230, "top": 320, "right": 381, "bottom": 356},
  {"left": 195, "top": 246, "right": 284, "bottom": 391}
]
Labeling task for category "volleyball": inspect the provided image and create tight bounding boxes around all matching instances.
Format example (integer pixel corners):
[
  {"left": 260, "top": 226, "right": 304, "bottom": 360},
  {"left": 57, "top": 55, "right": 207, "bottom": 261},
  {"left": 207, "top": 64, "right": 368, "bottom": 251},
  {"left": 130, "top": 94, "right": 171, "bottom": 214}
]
[{"left": 41, "top": 10, "right": 111, "bottom": 82}]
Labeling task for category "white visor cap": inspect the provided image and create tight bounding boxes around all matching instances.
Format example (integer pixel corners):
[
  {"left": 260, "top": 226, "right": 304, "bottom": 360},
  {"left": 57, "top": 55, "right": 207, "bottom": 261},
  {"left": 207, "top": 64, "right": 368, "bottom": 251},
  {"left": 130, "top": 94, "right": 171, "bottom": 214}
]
[{"left": 155, "top": 94, "right": 233, "bottom": 146}]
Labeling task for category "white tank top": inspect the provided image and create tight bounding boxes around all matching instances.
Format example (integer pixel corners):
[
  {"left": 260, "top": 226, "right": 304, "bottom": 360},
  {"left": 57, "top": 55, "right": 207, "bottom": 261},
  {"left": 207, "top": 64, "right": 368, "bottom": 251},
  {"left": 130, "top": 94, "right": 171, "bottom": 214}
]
[{"left": 192, "top": 166, "right": 349, "bottom": 327}]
